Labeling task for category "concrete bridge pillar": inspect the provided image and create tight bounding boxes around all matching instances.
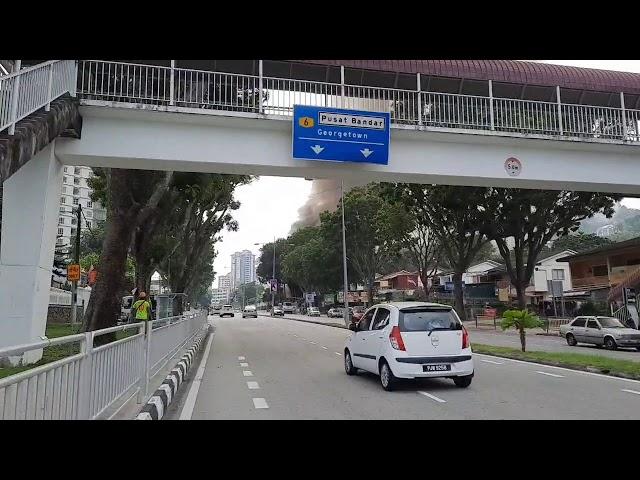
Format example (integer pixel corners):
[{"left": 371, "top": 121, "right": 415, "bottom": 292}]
[{"left": 0, "top": 142, "right": 63, "bottom": 365}]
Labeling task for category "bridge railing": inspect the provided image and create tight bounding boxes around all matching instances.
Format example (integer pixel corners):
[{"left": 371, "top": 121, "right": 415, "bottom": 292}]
[
  {"left": 0, "top": 60, "right": 76, "bottom": 134},
  {"left": 0, "top": 310, "right": 207, "bottom": 420},
  {"left": 75, "top": 60, "right": 640, "bottom": 144}
]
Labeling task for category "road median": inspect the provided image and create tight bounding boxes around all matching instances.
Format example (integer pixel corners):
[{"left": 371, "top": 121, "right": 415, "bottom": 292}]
[{"left": 473, "top": 343, "right": 640, "bottom": 380}]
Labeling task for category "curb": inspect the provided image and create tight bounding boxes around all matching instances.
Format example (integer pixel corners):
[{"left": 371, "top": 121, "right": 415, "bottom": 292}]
[
  {"left": 135, "top": 326, "right": 210, "bottom": 420},
  {"left": 258, "top": 313, "right": 347, "bottom": 330}
]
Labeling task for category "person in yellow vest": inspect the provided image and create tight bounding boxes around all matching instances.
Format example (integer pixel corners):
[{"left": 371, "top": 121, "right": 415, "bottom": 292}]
[{"left": 132, "top": 291, "right": 153, "bottom": 322}]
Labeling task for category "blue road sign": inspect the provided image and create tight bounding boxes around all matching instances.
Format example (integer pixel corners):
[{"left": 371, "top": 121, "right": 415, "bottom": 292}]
[{"left": 292, "top": 105, "right": 390, "bottom": 165}]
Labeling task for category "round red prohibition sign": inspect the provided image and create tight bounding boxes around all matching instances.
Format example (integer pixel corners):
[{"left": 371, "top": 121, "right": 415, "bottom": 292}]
[{"left": 504, "top": 157, "right": 522, "bottom": 177}]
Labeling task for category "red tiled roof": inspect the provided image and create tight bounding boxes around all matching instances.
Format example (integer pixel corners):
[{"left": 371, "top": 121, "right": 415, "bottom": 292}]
[{"left": 290, "top": 60, "right": 640, "bottom": 96}]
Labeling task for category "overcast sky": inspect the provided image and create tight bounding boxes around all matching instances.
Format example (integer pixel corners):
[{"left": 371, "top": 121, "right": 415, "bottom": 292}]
[{"left": 212, "top": 60, "right": 640, "bottom": 285}]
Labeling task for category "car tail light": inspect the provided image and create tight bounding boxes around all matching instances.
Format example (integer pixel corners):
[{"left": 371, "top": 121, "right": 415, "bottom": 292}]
[
  {"left": 389, "top": 326, "right": 406, "bottom": 351},
  {"left": 462, "top": 325, "right": 470, "bottom": 349}
]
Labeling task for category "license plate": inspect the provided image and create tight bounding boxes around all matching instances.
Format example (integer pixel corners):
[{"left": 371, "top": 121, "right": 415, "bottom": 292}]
[{"left": 423, "top": 364, "right": 451, "bottom": 372}]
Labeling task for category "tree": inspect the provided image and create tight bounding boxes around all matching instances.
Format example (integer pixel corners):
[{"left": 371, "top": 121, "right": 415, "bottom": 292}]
[
  {"left": 82, "top": 169, "right": 174, "bottom": 336},
  {"left": 388, "top": 185, "right": 489, "bottom": 320},
  {"left": 480, "top": 189, "right": 621, "bottom": 308},
  {"left": 501, "top": 309, "right": 544, "bottom": 352},
  {"left": 320, "top": 185, "right": 407, "bottom": 306}
]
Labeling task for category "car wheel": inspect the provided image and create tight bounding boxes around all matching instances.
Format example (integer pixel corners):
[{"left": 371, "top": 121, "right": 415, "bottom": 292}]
[
  {"left": 604, "top": 337, "right": 618, "bottom": 350},
  {"left": 453, "top": 375, "right": 473, "bottom": 388},
  {"left": 565, "top": 333, "right": 577, "bottom": 346},
  {"left": 379, "top": 360, "right": 397, "bottom": 391},
  {"left": 344, "top": 350, "right": 357, "bottom": 376}
]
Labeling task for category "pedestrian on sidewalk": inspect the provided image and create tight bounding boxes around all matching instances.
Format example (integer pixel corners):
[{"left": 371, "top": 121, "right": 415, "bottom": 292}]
[{"left": 132, "top": 291, "right": 153, "bottom": 326}]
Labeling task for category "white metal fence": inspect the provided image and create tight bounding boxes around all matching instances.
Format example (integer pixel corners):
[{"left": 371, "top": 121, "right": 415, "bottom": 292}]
[
  {"left": 75, "top": 60, "right": 640, "bottom": 144},
  {"left": 0, "top": 310, "right": 207, "bottom": 420},
  {"left": 0, "top": 60, "right": 76, "bottom": 134}
]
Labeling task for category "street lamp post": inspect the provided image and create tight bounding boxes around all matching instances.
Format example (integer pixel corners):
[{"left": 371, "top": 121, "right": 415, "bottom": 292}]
[{"left": 341, "top": 180, "right": 349, "bottom": 327}]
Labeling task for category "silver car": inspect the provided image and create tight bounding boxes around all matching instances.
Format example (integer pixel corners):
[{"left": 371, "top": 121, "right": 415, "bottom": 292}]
[
  {"left": 559, "top": 316, "right": 640, "bottom": 350},
  {"left": 242, "top": 305, "right": 257, "bottom": 318}
]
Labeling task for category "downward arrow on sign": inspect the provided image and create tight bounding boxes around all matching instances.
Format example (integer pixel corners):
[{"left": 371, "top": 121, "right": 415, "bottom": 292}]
[
  {"left": 310, "top": 145, "right": 324, "bottom": 154},
  {"left": 360, "top": 148, "right": 374, "bottom": 158}
]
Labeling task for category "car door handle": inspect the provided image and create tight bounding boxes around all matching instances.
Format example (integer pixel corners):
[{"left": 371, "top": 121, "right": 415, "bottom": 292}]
[{"left": 377, "top": 336, "right": 383, "bottom": 338}]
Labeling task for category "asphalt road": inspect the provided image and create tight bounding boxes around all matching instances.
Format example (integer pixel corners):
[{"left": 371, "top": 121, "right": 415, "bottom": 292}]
[
  {"left": 171, "top": 314, "right": 640, "bottom": 419},
  {"left": 273, "top": 312, "right": 640, "bottom": 363}
]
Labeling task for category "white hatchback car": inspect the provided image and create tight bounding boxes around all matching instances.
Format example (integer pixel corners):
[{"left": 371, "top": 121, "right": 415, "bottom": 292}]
[{"left": 343, "top": 302, "right": 474, "bottom": 391}]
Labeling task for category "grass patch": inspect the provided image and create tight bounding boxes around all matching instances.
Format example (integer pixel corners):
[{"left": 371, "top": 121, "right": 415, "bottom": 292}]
[
  {"left": 0, "top": 324, "right": 138, "bottom": 380},
  {"left": 472, "top": 343, "right": 640, "bottom": 379}
]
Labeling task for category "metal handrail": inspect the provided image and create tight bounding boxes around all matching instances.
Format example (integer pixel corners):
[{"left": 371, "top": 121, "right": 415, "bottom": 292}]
[
  {"left": 0, "top": 309, "right": 207, "bottom": 419},
  {"left": 75, "top": 59, "right": 640, "bottom": 144}
]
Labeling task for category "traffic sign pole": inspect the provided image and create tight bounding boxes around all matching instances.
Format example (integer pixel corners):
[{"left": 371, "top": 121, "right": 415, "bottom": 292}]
[{"left": 71, "top": 204, "right": 82, "bottom": 325}]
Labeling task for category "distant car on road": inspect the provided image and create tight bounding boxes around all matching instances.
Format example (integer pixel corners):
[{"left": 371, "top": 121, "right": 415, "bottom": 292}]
[
  {"left": 271, "top": 306, "right": 284, "bottom": 316},
  {"left": 560, "top": 316, "right": 640, "bottom": 350},
  {"left": 220, "top": 305, "right": 235, "bottom": 318},
  {"left": 327, "top": 307, "right": 343, "bottom": 318},
  {"left": 282, "top": 302, "right": 295, "bottom": 314},
  {"left": 242, "top": 305, "right": 258, "bottom": 318},
  {"left": 210, "top": 304, "right": 222, "bottom": 316},
  {"left": 308, "top": 306, "right": 320, "bottom": 317},
  {"left": 344, "top": 302, "right": 474, "bottom": 391}
]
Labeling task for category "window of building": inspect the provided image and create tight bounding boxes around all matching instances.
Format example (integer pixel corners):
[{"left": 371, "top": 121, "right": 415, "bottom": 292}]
[
  {"left": 71, "top": 218, "right": 77, "bottom": 225},
  {"left": 74, "top": 178, "right": 80, "bottom": 185},
  {"left": 59, "top": 207, "right": 65, "bottom": 213},
  {"left": 592, "top": 265, "right": 608, "bottom": 277},
  {"left": 70, "top": 228, "right": 76, "bottom": 237},
  {"left": 74, "top": 167, "right": 80, "bottom": 175},
  {"left": 60, "top": 196, "right": 66, "bottom": 204},
  {"left": 73, "top": 198, "right": 79, "bottom": 205},
  {"left": 56, "top": 237, "right": 64, "bottom": 245},
  {"left": 59, "top": 217, "right": 64, "bottom": 225},
  {"left": 58, "top": 228, "right": 64, "bottom": 235},
  {"left": 552, "top": 269, "right": 565, "bottom": 281},
  {"left": 73, "top": 188, "right": 79, "bottom": 195},
  {"left": 63, "top": 176, "right": 69, "bottom": 184},
  {"left": 87, "top": 200, "right": 93, "bottom": 208}
]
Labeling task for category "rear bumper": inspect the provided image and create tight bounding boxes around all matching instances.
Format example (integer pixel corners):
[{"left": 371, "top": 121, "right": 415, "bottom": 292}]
[{"left": 389, "top": 355, "right": 474, "bottom": 379}]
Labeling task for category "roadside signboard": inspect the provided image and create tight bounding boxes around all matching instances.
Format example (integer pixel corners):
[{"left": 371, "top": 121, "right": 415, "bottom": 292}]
[
  {"left": 67, "top": 264, "right": 80, "bottom": 282},
  {"left": 292, "top": 105, "right": 390, "bottom": 165},
  {"left": 484, "top": 307, "right": 497, "bottom": 318}
]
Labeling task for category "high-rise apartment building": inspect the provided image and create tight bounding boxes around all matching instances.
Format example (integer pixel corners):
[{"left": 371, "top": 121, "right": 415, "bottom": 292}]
[
  {"left": 230, "top": 250, "right": 256, "bottom": 288},
  {"left": 57, "top": 166, "right": 107, "bottom": 248}
]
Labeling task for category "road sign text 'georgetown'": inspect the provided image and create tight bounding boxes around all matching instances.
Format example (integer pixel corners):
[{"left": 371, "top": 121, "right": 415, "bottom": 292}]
[{"left": 292, "top": 105, "right": 390, "bottom": 165}]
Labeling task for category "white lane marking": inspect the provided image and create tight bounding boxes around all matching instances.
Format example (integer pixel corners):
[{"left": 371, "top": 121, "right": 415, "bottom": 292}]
[
  {"left": 418, "top": 391, "right": 446, "bottom": 403},
  {"left": 309, "top": 341, "right": 317, "bottom": 345},
  {"left": 238, "top": 356, "right": 246, "bottom": 361},
  {"left": 243, "top": 370, "right": 253, "bottom": 377},
  {"left": 240, "top": 362, "right": 249, "bottom": 367},
  {"left": 252, "top": 398, "right": 269, "bottom": 409},
  {"left": 622, "top": 389, "right": 640, "bottom": 395},
  {"left": 293, "top": 334, "right": 298, "bottom": 337},
  {"left": 481, "top": 359, "right": 504, "bottom": 365},
  {"left": 179, "top": 332, "right": 215, "bottom": 421},
  {"left": 535, "top": 371, "right": 564, "bottom": 378},
  {"left": 247, "top": 381, "right": 260, "bottom": 390},
  {"left": 321, "top": 346, "right": 328, "bottom": 350},
  {"left": 335, "top": 352, "right": 342, "bottom": 356},
  {"left": 474, "top": 353, "right": 640, "bottom": 385}
]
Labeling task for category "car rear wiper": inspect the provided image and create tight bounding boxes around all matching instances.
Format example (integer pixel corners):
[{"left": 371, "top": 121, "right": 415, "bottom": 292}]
[{"left": 427, "top": 327, "right": 454, "bottom": 336}]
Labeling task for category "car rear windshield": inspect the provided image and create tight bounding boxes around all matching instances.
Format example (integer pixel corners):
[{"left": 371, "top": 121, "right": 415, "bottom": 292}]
[
  {"left": 398, "top": 308, "right": 462, "bottom": 332},
  {"left": 223, "top": 305, "right": 232, "bottom": 309}
]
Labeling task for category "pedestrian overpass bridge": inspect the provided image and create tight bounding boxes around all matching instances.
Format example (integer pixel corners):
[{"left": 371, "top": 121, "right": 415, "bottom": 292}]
[{"left": 1, "top": 58, "right": 640, "bottom": 358}]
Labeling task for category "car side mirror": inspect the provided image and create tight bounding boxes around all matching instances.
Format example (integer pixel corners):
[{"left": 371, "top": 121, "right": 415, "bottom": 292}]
[{"left": 348, "top": 322, "right": 358, "bottom": 331}]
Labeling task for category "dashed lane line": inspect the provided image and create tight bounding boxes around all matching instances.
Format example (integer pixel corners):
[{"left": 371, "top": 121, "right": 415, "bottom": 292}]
[
  {"left": 240, "top": 362, "right": 249, "bottom": 367},
  {"left": 253, "top": 398, "right": 269, "bottom": 409},
  {"left": 418, "top": 391, "right": 447, "bottom": 403},
  {"left": 622, "top": 389, "right": 640, "bottom": 395},
  {"left": 481, "top": 359, "right": 504, "bottom": 365},
  {"left": 247, "top": 381, "right": 260, "bottom": 390},
  {"left": 243, "top": 370, "right": 253, "bottom": 377},
  {"left": 535, "top": 371, "right": 564, "bottom": 378}
]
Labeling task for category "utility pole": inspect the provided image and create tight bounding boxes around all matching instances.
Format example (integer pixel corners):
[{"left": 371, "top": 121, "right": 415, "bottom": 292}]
[
  {"left": 71, "top": 203, "right": 82, "bottom": 325},
  {"left": 341, "top": 180, "right": 349, "bottom": 326}
]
